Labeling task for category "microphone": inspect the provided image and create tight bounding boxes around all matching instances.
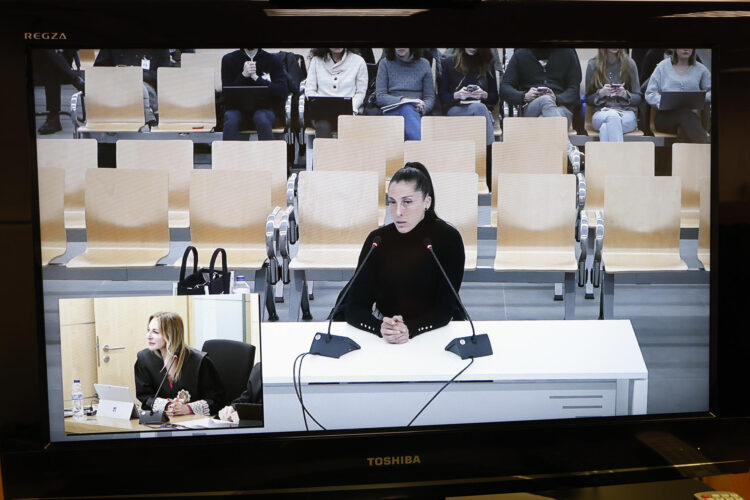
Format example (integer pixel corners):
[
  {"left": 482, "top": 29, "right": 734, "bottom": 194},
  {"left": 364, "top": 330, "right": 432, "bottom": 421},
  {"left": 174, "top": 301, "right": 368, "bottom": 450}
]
[
  {"left": 423, "top": 238, "right": 493, "bottom": 359},
  {"left": 309, "top": 236, "right": 382, "bottom": 358},
  {"left": 139, "top": 353, "right": 178, "bottom": 425}
]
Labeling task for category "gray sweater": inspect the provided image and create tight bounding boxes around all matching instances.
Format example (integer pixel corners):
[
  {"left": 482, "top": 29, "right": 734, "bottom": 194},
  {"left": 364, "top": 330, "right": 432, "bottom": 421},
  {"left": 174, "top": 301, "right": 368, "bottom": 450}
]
[
  {"left": 375, "top": 56, "right": 435, "bottom": 113},
  {"left": 584, "top": 57, "right": 641, "bottom": 112},
  {"left": 645, "top": 59, "right": 711, "bottom": 109}
]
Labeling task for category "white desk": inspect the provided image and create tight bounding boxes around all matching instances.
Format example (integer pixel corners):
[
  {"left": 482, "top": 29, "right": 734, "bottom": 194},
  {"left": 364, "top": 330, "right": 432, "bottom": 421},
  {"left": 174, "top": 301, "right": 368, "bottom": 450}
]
[{"left": 258, "top": 320, "right": 648, "bottom": 431}]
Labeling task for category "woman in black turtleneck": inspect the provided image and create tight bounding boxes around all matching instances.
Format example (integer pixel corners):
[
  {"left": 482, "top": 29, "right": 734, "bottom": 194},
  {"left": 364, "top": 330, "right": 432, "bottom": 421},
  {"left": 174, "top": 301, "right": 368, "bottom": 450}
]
[{"left": 335, "top": 162, "right": 465, "bottom": 344}]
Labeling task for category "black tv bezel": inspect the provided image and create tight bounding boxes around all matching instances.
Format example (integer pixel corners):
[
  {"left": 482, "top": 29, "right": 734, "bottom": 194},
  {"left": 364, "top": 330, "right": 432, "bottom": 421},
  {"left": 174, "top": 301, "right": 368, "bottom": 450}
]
[{"left": 2, "top": 1, "right": 750, "bottom": 498}]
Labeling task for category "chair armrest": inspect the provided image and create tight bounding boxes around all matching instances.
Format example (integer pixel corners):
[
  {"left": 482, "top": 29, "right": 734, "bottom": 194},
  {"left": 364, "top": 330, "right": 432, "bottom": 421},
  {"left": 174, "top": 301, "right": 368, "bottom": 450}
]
[
  {"left": 592, "top": 210, "right": 604, "bottom": 287},
  {"left": 568, "top": 144, "right": 581, "bottom": 174},
  {"left": 70, "top": 91, "right": 85, "bottom": 136},
  {"left": 578, "top": 210, "right": 589, "bottom": 287},
  {"left": 575, "top": 173, "right": 586, "bottom": 241},
  {"left": 265, "top": 206, "right": 282, "bottom": 285},
  {"left": 278, "top": 205, "right": 296, "bottom": 284}
]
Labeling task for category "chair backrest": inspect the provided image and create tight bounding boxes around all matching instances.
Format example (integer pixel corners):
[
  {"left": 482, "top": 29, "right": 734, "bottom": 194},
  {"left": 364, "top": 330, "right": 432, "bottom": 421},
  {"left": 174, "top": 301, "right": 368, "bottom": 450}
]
[
  {"left": 116, "top": 140, "right": 194, "bottom": 228},
  {"left": 672, "top": 143, "right": 710, "bottom": 228},
  {"left": 338, "top": 115, "right": 404, "bottom": 179},
  {"left": 248, "top": 362, "right": 263, "bottom": 404},
  {"left": 584, "top": 141, "right": 655, "bottom": 214},
  {"left": 156, "top": 66, "right": 216, "bottom": 127},
  {"left": 603, "top": 175, "right": 682, "bottom": 255},
  {"left": 211, "top": 140, "right": 287, "bottom": 209},
  {"left": 431, "top": 172, "right": 478, "bottom": 267},
  {"left": 36, "top": 138, "right": 98, "bottom": 227},
  {"left": 313, "top": 138, "right": 387, "bottom": 210},
  {"left": 502, "top": 117, "right": 569, "bottom": 172},
  {"left": 297, "top": 170, "right": 379, "bottom": 247},
  {"left": 404, "top": 140, "right": 475, "bottom": 175},
  {"left": 180, "top": 49, "right": 234, "bottom": 92},
  {"left": 84, "top": 169, "right": 169, "bottom": 250},
  {"left": 201, "top": 339, "right": 255, "bottom": 405},
  {"left": 189, "top": 170, "right": 271, "bottom": 248},
  {"left": 85, "top": 66, "right": 145, "bottom": 125},
  {"left": 421, "top": 116, "right": 487, "bottom": 185},
  {"left": 698, "top": 175, "right": 710, "bottom": 269},
  {"left": 38, "top": 167, "right": 66, "bottom": 264},
  {"left": 496, "top": 173, "right": 577, "bottom": 253}
]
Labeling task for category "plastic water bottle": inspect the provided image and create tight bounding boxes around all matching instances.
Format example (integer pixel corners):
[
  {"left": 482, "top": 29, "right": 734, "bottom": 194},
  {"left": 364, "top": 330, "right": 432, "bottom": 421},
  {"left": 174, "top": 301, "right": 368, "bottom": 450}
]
[
  {"left": 71, "top": 379, "right": 84, "bottom": 420},
  {"left": 234, "top": 275, "right": 251, "bottom": 294}
]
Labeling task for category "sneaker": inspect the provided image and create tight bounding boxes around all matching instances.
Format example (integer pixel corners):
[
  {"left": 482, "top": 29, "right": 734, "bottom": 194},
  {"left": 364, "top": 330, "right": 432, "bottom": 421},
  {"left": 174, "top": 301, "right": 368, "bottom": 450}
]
[{"left": 38, "top": 114, "right": 62, "bottom": 135}]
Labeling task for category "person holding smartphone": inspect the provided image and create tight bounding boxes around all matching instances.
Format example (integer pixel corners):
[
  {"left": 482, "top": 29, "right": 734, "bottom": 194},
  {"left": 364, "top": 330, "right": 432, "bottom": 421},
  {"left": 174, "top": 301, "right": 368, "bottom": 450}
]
[{"left": 585, "top": 48, "right": 641, "bottom": 142}]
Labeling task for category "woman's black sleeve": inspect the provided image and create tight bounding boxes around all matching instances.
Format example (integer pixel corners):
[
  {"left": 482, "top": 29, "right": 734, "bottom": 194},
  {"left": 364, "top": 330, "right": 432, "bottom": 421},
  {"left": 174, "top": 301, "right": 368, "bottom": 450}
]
[
  {"left": 198, "top": 356, "right": 227, "bottom": 415},
  {"left": 134, "top": 355, "right": 157, "bottom": 410},
  {"left": 405, "top": 226, "right": 465, "bottom": 336},
  {"left": 342, "top": 232, "right": 383, "bottom": 335}
]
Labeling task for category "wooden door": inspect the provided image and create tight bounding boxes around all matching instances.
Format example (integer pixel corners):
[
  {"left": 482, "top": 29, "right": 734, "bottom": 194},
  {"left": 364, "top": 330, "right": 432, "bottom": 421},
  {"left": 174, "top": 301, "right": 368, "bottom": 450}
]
[{"left": 59, "top": 298, "right": 96, "bottom": 409}]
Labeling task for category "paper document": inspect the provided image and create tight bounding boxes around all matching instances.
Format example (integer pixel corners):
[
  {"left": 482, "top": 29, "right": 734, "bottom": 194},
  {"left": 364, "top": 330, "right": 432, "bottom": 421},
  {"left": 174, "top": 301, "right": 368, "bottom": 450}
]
[{"left": 176, "top": 418, "right": 238, "bottom": 429}]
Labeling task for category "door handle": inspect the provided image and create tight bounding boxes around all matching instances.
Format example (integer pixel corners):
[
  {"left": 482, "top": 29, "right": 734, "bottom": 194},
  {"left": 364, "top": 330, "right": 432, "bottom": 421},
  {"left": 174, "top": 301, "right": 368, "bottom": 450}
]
[{"left": 102, "top": 344, "right": 126, "bottom": 352}]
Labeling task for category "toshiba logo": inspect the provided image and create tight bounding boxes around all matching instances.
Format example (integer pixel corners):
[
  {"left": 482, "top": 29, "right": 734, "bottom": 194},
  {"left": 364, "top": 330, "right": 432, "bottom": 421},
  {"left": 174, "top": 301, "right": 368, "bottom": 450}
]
[
  {"left": 367, "top": 456, "right": 421, "bottom": 466},
  {"left": 24, "top": 32, "right": 68, "bottom": 40}
]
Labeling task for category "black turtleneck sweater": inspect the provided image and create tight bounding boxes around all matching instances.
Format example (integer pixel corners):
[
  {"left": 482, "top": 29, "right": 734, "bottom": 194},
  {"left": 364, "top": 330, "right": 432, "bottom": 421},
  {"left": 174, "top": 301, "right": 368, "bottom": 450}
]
[{"left": 338, "top": 216, "right": 465, "bottom": 337}]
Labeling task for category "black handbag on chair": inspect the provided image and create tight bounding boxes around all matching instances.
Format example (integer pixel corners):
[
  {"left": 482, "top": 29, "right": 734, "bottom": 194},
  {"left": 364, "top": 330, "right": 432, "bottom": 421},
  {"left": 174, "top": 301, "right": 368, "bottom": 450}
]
[{"left": 177, "top": 247, "right": 231, "bottom": 295}]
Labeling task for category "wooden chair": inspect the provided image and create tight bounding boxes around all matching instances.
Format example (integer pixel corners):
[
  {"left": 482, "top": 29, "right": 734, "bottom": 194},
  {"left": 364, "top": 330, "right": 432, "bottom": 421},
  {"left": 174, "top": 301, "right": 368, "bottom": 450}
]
[
  {"left": 583, "top": 141, "right": 654, "bottom": 220},
  {"left": 185, "top": 170, "right": 271, "bottom": 268},
  {"left": 67, "top": 169, "right": 170, "bottom": 268},
  {"left": 180, "top": 49, "right": 234, "bottom": 93},
  {"left": 403, "top": 140, "right": 475, "bottom": 175},
  {"left": 338, "top": 115, "right": 404, "bottom": 180},
  {"left": 672, "top": 143, "right": 710, "bottom": 229},
  {"left": 584, "top": 105, "right": 644, "bottom": 138},
  {"left": 38, "top": 168, "right": 67, "bottom": 265},
  {"left": 494, "top": 173, "right": 579, "bottom": 319},
  {"left": 598, "top": 176, "right": 688, "bottom": 319},
  {"left": 431, "top": 172, "right": 478, "bottom": 271},
  {"left": 698, "top": 176, "right": 710, "bottom": 271},
  {"left": 74, "top": 66, "right": 145, "bottom": 134},
  {"left": 35, "top": 138, "right": 97, "bottom": 228},
  {"left": 116, "top": 140, "right": 194, "bottom": 228},
  {"left": 312, "top": 138, "right": 387, "bottom": 225},
  {"left": 286, "top": 171, "right": 379, "bottom": 320},
  {"left": 211, "top": 140, "right": 288, "bottom": 209},
  {"left": 151, "top": 67, "right": 216, "bottom": 133},
  {"left": 502, "top": 117, "right": 569, "bottom": 173},
  {"left": 421, "top": 116, "right": 488, "bottom": 194}
]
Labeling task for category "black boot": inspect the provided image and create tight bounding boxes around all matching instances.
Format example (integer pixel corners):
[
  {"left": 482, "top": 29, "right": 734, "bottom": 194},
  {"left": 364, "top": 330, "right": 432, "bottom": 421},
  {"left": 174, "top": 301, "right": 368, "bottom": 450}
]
[{"left": 38, "top": 113, "right": 62, "bottom": 135}]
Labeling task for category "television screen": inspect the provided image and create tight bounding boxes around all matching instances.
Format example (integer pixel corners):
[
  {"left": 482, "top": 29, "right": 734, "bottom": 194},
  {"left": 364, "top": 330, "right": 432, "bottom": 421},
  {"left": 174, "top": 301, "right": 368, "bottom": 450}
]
[{"left": 2, "top": 2, "right": 750, "bottom": 498}]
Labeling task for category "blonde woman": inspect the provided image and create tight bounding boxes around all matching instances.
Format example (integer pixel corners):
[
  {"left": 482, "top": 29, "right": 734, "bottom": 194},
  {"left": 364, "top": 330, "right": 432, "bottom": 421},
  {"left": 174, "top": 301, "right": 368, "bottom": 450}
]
[
  {"left": 134, "top": 312, "right": 225, "bottom": 417},
  {"left": 584, "top": 48, "right": 641, "bottom": 142}
]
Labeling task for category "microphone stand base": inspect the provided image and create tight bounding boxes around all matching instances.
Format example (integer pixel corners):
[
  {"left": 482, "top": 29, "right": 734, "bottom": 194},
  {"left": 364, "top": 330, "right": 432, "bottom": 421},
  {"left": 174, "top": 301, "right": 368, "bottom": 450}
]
[
  {"left": 138, "top": 409, "right": 167, "bottom": 425},
  {"left": 445, "top": 333, "right": 493, "bottom": 359},
  {"left": 309, "top": 332, "right": 361, "bottom": 358}
]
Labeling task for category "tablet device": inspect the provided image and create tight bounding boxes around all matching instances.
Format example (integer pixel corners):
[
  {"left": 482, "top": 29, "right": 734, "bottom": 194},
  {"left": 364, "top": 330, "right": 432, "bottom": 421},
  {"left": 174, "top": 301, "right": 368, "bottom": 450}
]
[
  {"left": 224, "top": 86, "right": 270, "bottom": 112},
  {"left": 659, "top": 90, "right": 707, "bottom": 110},
  {"left": 234, "top": 403, "right": 264, "bottom": 427},
  {"left": 306, "top": 96, "right": 353, "bottom": 122}
]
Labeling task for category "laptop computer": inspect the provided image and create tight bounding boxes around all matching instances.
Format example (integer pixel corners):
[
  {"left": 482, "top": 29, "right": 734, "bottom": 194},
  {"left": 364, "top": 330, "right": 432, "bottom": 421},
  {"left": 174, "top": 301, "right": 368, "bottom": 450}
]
[
  {"left": 658, "top": 90, "right": 707, "bottom": 111},
  {"left": 306, "top": 96, "right": 353, "bottom": 122},
  {"left": 94, "top": 383, "right": 140, "bottom": 419},
  {"left": 224, "top": 86, "right": 271, "bottom": 112}
]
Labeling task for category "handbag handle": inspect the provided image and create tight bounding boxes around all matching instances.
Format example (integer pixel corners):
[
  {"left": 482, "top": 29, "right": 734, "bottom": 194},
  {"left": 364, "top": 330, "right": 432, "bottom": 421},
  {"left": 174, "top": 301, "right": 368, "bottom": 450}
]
[
  {"left": 179, "top": 246, "right": 199, "bottom": 282},
  {"left": 209, "top": 247, "right": 228, "bottom": 275}
]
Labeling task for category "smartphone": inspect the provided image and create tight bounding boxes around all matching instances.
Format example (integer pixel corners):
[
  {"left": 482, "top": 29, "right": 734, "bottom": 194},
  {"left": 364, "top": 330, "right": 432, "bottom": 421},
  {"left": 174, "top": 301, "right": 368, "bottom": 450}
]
[{"left": 466, "top": 84, "right": 479, "bottom": 92}]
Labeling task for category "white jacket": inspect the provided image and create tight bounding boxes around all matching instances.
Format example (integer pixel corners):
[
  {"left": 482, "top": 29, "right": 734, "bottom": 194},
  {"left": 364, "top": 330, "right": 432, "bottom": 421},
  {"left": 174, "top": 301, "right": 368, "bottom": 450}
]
[{"left": 306, "top": 50, "right": 369, "bottom": 113}]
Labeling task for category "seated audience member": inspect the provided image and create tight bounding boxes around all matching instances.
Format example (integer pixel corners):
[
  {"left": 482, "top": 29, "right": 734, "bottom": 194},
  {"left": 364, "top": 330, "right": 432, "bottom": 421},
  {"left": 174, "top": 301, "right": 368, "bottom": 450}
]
[
  {"left": 334, "top": 163, "right": 465, "bottom": 343},
  {"left": 305, "top": 48, "right": 368, "bottom": 138},
  {"left": 500, "top": 48, "right": 583, "bottom": 163},
  {"left": 585, "top": 49, "right": 641, "bottom": 142},
  {"left": 221, "top": 48, "right": 288, "bottom": 141},
  {"left": 439, "top": 48, "right": 499, "bottom": 147},
  {"left": 645, "top": 48, "right": 711, "bottom": 144},
  {"left": 218, "top": 363, "right": 263, "bottom": 423},
  {"left": 33, "top": 49, "right": 85, "bottom": 135},
  {"left": 375, "top": 48, "right": 436, "bottom": 140},
  {"left": 94, "top": 49, "right": 171, "bottom": 125},
  {"left": 135, "top": 312, "right": 225, "bottom": 417}
]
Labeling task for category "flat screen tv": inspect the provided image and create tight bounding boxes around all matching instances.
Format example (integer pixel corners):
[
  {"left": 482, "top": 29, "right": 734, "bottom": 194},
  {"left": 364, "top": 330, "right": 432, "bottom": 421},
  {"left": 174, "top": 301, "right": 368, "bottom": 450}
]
[{"left": 1, "top": 1, "right": 750, "bottom": 498}]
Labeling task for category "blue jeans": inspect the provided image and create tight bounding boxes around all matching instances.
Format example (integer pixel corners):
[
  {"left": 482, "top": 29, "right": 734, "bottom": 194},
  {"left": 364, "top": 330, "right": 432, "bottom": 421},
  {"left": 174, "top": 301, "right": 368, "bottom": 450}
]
[
  {"left": 522, "top": 94, "right": 573, "bottom": 129},
  {"left": 223, "top": 108, "right": 276, "bottom": 141},
  {"left": 383, "top": 103, "right": 422, "bottom": 140},
  {"left": 592, "top": 108, "right": 637, "bottom": 142},
  {"left": 447, "top": 102, "right": 495, "bottom": 146}
]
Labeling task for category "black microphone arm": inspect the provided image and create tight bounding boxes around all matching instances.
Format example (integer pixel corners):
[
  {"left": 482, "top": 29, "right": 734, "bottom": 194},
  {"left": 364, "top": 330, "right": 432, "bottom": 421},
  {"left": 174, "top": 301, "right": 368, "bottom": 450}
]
[
  {"left": 139, "top": 353, "right": 178, "bottom": 424},
  {"left": 309, "top": 235, "right": 382, "bottom": 358},
  {"left": 423, "top": 238, "right": 493, "bottom": 359}
]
